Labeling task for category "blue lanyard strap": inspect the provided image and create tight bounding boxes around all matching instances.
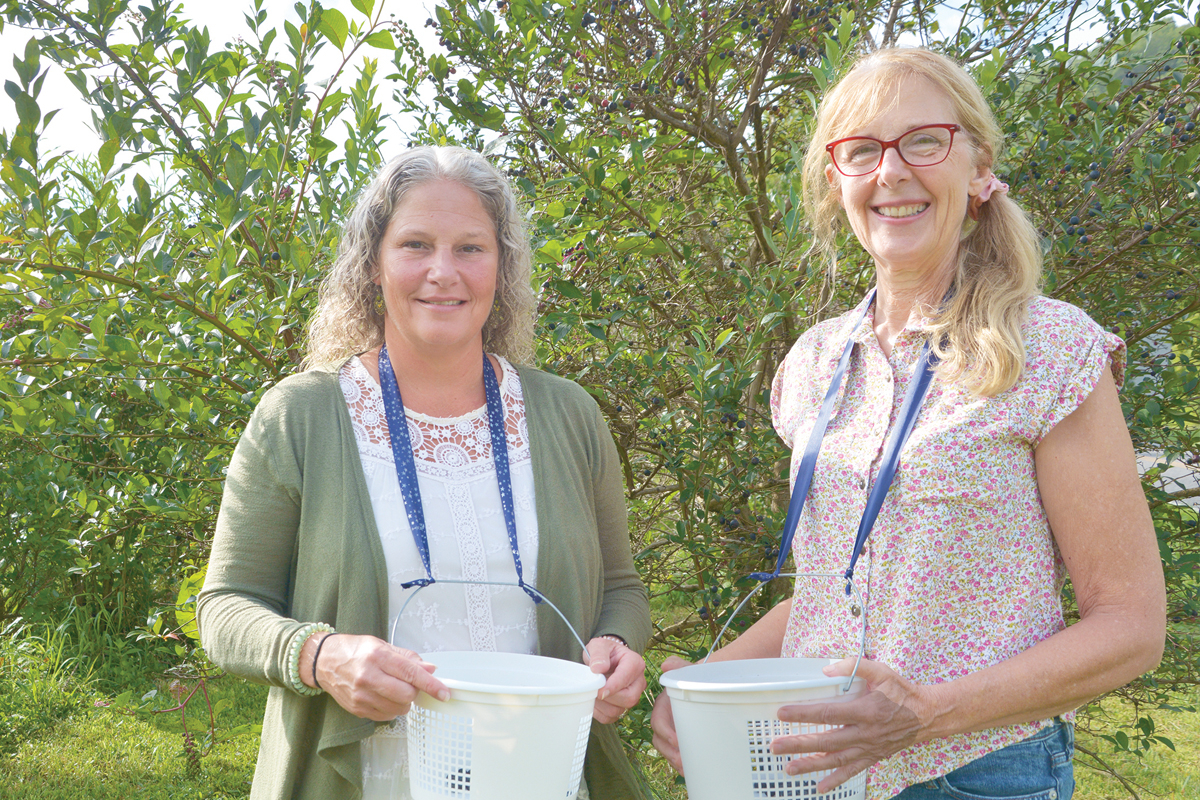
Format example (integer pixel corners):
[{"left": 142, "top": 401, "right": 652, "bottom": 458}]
[
  {"left": 377, "top": 346, "right": 541, "bottom": 605},
  {"left": 750, "top": 289, "right": 939, "bottom": 594}
]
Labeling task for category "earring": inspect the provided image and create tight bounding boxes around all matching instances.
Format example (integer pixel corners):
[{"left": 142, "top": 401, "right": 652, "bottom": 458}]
[{"left": 373, "top": 288, "right": 386, "bottom": 316}]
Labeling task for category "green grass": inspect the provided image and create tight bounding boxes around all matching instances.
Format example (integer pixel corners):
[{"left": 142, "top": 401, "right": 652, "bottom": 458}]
[
  {"left": 0, "top": 704, "right": 260, "bottom": 800},
  {"left": 0, "top": 626, "right": 265, "bottom": 800},
  {"left": 0, "top": 622, "right": 92, "bottom": 756},
  {"left": 1075, "top": 690, "right": 1200, "bottom": 800}
]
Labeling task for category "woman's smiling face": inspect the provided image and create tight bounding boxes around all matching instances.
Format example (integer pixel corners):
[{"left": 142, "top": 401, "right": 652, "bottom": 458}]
[
  {"left": 374, "top": 179, "right": 498, "bottom": 360},
  {"left": 827, "top": 75, "right": 989, "bottom": 285}
]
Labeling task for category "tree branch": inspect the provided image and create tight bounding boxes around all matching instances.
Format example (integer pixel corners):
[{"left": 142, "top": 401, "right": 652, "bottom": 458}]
[{"left": 0, "top": 256, "right": 277, "bottom": 370}]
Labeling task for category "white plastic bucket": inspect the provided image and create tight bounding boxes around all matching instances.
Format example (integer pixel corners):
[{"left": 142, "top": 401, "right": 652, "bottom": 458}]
[
  {"left": 661, "top": 658, "right": 867, "bottom": 800},
  {"left": 407, "top": 651, "right": 605, "bottom": 800}
]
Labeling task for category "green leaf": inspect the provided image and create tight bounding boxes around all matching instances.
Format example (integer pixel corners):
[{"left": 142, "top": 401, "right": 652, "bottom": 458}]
[
  {"left": 351, "top": 0, "right": 375, "bottom": 16},
  {"left": 14, "top": 37, "right": 40, "bottom": 87},
  {"left": 317, "top": 8, "right": 349, "bottom": 49},
  {"left": 11, "top": 134, "right": 36, "bottom": 164},
  {"left": 553, "top": 279, "right": 585, "bottom": 300},
  {"left": 90, "top": 312, "right": 107, "bottom": 342},
  {"left": 307, "top": 133, "right": 337, "bottom": 160},
  {"left": 14, "top": 91, "right": 40, "bottom": 130},
  {"left": 364, "top": 30, "right": 394, "bottom": 49},
  {"left": 97, "top": 137, "right": 119, "bottom": 175},
  {"left": 175, "top": 566, "right": 207, "bottom": 642},
  {"left": 429, "top": 54, "right": 450, "bottom": 81}
]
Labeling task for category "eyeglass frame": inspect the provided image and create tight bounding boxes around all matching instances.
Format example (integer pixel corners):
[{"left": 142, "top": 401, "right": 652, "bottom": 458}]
[{"left": 825, "top": 123, "right": 963, "bottom": 177}]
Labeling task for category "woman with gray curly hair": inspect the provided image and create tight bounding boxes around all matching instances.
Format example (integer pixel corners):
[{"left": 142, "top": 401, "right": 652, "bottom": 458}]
[{"left": 199, "top": 146, "right": 652, "bottom": 800}]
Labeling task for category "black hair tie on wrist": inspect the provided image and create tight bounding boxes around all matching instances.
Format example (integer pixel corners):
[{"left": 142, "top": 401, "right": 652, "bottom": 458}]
[{"left": 312, "top": 632, "right": 338, "bottom": 690}]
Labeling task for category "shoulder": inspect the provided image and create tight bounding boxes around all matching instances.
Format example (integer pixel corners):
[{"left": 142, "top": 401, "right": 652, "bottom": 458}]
[
  {"left": 1022, "top": 296, "right": 1123, "bottom": 367},
  {"left": 1023, "top": 296, "right": 1107, "bottom": 341},
  {"left": 800, "top": 307, "right": 861, "bottom": 350},
  {"left": 515, "top": 365, "right": 615, "bottom": 455},
  {"left": 516, "top": 364, "right": 601, "bottom": 412},
  {"left": 1020, "top": 295, "right": 1126, "bottom": 391},
  {"left": 247, "top": 360, "right": 350, "bottom": 434}
]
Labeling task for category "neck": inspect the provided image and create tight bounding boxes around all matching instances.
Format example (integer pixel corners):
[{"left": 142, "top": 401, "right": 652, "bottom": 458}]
[
  {"left": 370, "top": 337, "right": 492, "bottom": 417},
  {"left": 872, "top": 260, "right": 955, "bottom": 358}
]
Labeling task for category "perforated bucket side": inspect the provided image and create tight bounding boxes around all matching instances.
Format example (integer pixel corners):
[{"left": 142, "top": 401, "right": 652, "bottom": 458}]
[{"left": 666, "top": 680, "right": 867, "bottom": 800}]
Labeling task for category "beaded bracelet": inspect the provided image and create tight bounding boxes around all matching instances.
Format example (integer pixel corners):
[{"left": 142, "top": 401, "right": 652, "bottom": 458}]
[
  {"left": 287, "top": 622, "right": 335, "bottom": 696},
  {"left": 598, "top": 634, "right": 627, "bottom": 648}
]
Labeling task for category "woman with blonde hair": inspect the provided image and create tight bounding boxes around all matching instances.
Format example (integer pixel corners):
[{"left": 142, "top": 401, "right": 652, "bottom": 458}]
[
  {"left": 199, "top": 146, "right": 651, "bottom": 799},
  {"left": 652, "top": 48, "right": 1164, "bottom": 799}
]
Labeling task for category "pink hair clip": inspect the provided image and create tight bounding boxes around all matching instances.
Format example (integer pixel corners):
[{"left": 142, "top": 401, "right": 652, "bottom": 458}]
[{"left": 968, "top": 172, "right": 1009, "bottom": 220}]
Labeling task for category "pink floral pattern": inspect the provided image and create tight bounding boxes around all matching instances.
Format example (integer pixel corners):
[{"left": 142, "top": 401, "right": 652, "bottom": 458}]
[{"left": 771, "top": 293, "right": 1124, "bottom": 799}]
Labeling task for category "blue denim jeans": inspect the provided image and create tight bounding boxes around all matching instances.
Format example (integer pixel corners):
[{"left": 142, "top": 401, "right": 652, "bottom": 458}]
[{"left": 891, "top": 719, "right": 1074, "bottom": 800}]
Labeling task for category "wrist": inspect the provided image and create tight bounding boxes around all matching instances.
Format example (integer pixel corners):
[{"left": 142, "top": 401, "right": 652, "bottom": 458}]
[
  {"left": 913, "top": 679, "right": 955, "bottom": 743},
  {"left": 289, "top": 623, "right": 335, "bottom": 696}
]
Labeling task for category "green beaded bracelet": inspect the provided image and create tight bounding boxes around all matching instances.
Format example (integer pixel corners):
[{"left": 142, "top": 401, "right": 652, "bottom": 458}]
[{"left": 287, "top": 622, "right": 334, "bottom": 696}]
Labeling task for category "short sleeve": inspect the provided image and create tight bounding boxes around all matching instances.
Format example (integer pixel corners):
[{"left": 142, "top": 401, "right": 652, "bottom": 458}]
[
  {"left": 771, "top": 339, "right": 807, "bottom": 449},
  {"left": 1025, "top": 297, "right": 1126, "bottom": 443}
]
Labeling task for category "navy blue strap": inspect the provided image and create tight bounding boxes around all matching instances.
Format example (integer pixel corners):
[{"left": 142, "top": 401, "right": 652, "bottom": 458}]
[
  {"left": 748, "top": 291, "right": 873, "bottom": 583},
  {"left": 844, "top": 342, "right": 938, "bottom": 591},
  {"left": 377, "top": 346, "right": 541, "bottom": 605},
  {"left": 751, "top": 289, "right": 938, "bottom": 595}
]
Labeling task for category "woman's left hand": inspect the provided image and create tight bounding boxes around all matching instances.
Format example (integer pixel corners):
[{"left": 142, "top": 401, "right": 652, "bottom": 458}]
[
  {"left": 771, "top": 657, "right": 937, "bottom": 793},
  {"left": 583, "top": 637, "right": 647, "bottom": 724}
]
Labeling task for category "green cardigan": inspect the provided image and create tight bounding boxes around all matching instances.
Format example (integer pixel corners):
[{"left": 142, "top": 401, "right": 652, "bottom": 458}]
[{"left": 197, "top": 360, "right": 652, "bottom": 800}]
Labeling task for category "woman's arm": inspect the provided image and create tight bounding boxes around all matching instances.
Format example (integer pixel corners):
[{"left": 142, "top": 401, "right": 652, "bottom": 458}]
[
  {"left": 197, "top": 396, "right": 309, "bottom": 687},
  {"left": 651, "top": 597, "right": 792, "bottom": 772},
  {"left": 590, "top": 401, "right": 653, "bottom": 652},
  {"left": 771, "top": 367, "right": 1166, "bottom": 791},
  {"left": 588, "top": 403, "right": 651, "bottom": 721},
  {"left": 198, "top": 382, "right": 449, "bottom": 716}
]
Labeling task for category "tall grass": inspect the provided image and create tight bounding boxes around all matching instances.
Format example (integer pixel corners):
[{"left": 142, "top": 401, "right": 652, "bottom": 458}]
[{"left": 0, "top": 619, "right": 93, "bottom": 755}]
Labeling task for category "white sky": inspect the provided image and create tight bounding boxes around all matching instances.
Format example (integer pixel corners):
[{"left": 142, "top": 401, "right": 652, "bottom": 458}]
[{"left": 0, "top": 0, "right": 441, "bottom": 157}]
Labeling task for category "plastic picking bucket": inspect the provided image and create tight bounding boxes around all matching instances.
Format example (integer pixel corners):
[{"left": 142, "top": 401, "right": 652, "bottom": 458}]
[
  {"left": 407, "top": 650, "right": 604, "bottom": 800},
  {"left": 661, "top": 657, "right": 867, "bottom": 800}
]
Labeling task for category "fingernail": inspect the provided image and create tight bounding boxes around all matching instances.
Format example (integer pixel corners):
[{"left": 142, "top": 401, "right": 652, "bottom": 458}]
[
  {"left": 599, "top": 689, "right": 609, "bottom": 700},
  {"left": 437, "top": 690, "right": 450, "bottom": 702},
  {"left": 822, "top": 664, "right": 833, "bottom": 674}
]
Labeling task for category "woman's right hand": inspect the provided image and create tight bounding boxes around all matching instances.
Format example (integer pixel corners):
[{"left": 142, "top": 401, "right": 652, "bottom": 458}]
[
  {"left": 303, "top": 632, "right": 451, "bottom": 721},
  {"left": 651, "top": 655, "right": 693, "bottom": 775}
]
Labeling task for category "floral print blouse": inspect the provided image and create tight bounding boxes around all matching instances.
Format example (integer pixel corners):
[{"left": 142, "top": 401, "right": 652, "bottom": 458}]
[{"left": 770, "top": 292, "right": 1125, "bottom": 799}]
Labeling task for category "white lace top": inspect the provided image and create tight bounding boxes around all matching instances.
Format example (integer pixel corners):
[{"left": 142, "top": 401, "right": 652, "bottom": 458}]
[{"left": 339, "top": 355, "right": 540, "bottom": 799}]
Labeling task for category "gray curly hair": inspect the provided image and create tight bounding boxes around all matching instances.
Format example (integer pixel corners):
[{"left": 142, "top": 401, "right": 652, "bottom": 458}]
[{"left": 304, "top": 146, "right": 536, "bottom": 368}]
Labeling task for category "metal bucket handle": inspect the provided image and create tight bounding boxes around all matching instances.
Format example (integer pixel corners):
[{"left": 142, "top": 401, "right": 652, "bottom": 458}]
[
  {"left": 702, "top": 572, "right": 866, "bottom": 694},
  {"left": 390, "top": 578, "right": 596, "bottom": 661}
]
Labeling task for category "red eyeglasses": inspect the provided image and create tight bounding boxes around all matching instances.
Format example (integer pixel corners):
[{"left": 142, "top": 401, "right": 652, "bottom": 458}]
[{"left": 826, "top": 124, "right": 962, "bottom": 177}]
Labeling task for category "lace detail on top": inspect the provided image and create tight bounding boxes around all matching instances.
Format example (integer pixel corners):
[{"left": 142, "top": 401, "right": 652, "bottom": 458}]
[
  {"left": 342, "top": 355, "right": 541, "bottom": 800},
  {"left": 341, "top": 355, "right": 533, "bottom": 478}
]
